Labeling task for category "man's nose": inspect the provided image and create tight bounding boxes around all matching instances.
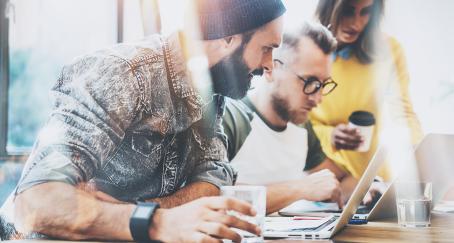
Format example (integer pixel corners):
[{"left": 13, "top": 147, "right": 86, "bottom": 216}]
[
  {"left": 261, "top": 51, "right": 273, "bottom": 73},
  {"left": 309, "top": 89, "right": 323, "bottom": 105}
]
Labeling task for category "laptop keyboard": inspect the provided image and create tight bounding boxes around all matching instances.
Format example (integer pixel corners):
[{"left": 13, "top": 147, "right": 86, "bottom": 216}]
[{"left": 289, "top": 216, "right": 339, "bottom": 232}]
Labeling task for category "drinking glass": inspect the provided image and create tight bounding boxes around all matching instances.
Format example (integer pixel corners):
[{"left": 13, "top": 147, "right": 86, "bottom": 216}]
[
  {"left": 220, "top": 186, "right": 266, "bottom": 242},
  {"left": 395, "top": 182, "right": 432, "bottom": 227}
]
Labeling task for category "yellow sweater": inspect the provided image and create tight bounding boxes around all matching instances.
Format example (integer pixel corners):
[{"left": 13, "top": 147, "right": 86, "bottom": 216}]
[{"left": 309, "top": 36, "right": 423, "bottom": 180}]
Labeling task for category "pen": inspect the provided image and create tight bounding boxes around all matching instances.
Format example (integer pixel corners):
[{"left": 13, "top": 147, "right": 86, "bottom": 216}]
[{"left": 293, "top": 216, "right": 323, "bottom": 220}]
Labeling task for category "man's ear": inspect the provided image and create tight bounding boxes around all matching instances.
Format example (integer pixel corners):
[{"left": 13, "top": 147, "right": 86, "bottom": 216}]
[
  {"left": 203, "top": 34, "right": 242, "bottom": 67},
  {"left": 220, "top": 34, "right": 242, "bottom": 56}
]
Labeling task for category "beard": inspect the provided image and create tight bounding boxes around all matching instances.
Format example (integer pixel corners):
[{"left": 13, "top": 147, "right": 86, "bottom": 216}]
[
  {"left": 209, "top": 43, "right": 263, "bottom": 99},
  {"left": 271, "top": 93, "right": 307, "bottom": 125}
]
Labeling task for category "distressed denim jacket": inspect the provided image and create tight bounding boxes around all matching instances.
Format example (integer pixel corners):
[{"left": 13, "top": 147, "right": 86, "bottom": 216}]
[
  {"left": 20, "top": 33, "right": 235, "bottom": 200},
  {"left": 0, "top": 34, "right": 236, "bottom": 240}
]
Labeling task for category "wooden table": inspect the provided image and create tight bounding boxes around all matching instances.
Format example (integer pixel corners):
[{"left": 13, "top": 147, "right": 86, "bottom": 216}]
[
  {"left": 270, "top": 212, "right": 454, "bottom": 243},
  {"left": 4, "top": 212, "right": 454, "bottom": 243}
]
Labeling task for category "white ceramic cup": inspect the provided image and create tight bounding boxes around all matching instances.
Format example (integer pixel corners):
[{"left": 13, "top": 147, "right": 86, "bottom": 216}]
[{"left": 348, "top": 111, "right": 375, "bottom": 152}]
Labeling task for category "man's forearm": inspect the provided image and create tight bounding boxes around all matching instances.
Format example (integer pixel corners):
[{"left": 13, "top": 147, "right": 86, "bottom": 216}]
[
  {"left": 309, "top": 159, "right": 356, "bottom": 203},
  {"left": 148, "top": 181, "right": 220, "bottom": 208},
  {"left": 264, "top": 183, "right": 300, "bottom": 214},
  {"left": 15, "top": 182, "right": 135, "bottom": 241}
]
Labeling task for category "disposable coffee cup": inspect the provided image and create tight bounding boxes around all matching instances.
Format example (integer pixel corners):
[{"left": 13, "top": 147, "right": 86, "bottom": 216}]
[{"left": 348, "top": 111, "right": 375, "bottom": 152}]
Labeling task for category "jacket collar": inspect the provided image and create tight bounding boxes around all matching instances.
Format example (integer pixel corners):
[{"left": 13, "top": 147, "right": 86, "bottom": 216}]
[
  {"left": 162, "top": 33, "right": 215, "bottom": 123},
  {"left": 331, "top": 45, "right": 353, "bottom": 61}
]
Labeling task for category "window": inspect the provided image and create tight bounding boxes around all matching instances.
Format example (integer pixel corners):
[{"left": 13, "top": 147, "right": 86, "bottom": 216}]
[
  {"left": 1, "top": 0, "right": 154, "bottom": 157},
  {"left": 6, "top": 0, "right": 118, "bottom": 153},
  {"left": 0, "top": 0, "right": 155, "bottom": 204}
]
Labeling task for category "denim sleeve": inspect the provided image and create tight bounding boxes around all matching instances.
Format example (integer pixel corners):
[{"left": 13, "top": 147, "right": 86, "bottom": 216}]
[
  {"left": 16, "top": 54, "right": 141, "bottom": 194},
  {"left": 186, "top": 131, "right": 237, "bottom": 189},
  {"left": 186, "top": 98, "right": 237, "bottom": 189}
]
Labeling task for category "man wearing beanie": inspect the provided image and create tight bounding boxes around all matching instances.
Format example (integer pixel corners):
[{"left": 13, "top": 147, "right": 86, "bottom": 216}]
[{"left": 0, "top": 0, "right": 285, "bottom": 242}]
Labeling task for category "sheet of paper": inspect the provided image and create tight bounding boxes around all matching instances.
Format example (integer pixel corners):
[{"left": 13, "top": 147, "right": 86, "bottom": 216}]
[
  {"left": 265, "top": 215, "right": 334, "bottom": 231},
  {"left": 279, "top": 199, "right": 340, "bottom": 214},
  {"left": 433, "top": 200, "right": 454, "bottom": 213}
]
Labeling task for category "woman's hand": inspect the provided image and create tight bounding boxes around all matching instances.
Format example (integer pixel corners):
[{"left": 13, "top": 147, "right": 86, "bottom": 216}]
[{"left": 331, "top": 124, "right": 364, "bottom": 150}]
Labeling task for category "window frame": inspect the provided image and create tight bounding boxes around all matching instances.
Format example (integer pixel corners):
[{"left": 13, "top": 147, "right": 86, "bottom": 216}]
[
  {"left": 0, "top": 0, "right": 124, "bottom": 160},
  {"left": 0, "top": 0, "right": 10, "bottom": 159}
]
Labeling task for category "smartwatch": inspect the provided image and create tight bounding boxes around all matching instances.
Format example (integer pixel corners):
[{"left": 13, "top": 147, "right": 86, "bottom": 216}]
[{"left": 129, "top": 201, "right": 160, "bottom": 242}]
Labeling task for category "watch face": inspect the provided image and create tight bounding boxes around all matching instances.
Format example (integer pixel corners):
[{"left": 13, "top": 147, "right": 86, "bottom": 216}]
[{"left": 135, "top": 206, "right": 152, "bottom": 218}]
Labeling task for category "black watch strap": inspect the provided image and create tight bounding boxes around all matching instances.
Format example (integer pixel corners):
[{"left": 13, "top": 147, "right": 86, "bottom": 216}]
[{"left": 129, "top": 201, "right": 160, "bottom": 242}]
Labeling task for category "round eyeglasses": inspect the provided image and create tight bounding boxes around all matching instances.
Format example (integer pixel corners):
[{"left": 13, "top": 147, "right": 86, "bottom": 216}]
[
  {"left": 298, "top": 76, "right": 337, "bottom": 96},
  {"left": 274, "top": 59, "right": 337, "bottom": 96}
]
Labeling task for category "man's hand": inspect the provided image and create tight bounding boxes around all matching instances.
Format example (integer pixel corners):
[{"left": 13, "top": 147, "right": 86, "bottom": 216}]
[
  {"left": 331, "top": 124, "right": 364, "bottom": 150},
  {"left": 363, "top": 181, "right": 387, "bottom": 208},
  {"left": 149, "top": 197, "right": 261, "bottom": 243},
  {"left": 300, "top": 169, "right": 343, "bottom": 208}
]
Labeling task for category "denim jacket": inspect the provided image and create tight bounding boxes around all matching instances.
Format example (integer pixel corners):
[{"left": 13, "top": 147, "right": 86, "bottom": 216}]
[{"left": 11, "top": 33, "right": 235, "bottom": 204}]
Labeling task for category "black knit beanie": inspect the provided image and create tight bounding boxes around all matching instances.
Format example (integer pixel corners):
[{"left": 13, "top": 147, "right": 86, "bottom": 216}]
[{"left": 196, "top": 0, "right": 286, "bottom": 40}]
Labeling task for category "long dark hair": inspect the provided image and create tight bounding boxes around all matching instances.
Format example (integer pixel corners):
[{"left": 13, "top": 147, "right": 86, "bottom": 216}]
[{"left": 315, "top": 0, "right": 384, "bottom": 64}]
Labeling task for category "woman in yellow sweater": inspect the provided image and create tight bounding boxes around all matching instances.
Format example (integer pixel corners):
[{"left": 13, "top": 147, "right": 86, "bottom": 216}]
[{"left": 310, "top": 0, "right": 423, "bottom": 180}]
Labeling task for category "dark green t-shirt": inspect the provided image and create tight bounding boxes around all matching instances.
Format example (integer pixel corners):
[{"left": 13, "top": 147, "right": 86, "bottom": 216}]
[{"left": 222, "top": 97, "right": 326, "bottom": 171}]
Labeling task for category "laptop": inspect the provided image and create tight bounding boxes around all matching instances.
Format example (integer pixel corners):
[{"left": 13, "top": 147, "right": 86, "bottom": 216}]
[
  {"left": 367, "top": 133, "right": 454, "bottom": 221},
  {"left": 265, "top": 146, "right": 387, "bottom": 239}
]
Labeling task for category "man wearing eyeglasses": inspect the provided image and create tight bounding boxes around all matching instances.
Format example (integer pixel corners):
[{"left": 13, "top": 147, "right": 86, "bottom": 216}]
[{"left": 223, "top": 22, "right": 357, "bottom": 214}]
